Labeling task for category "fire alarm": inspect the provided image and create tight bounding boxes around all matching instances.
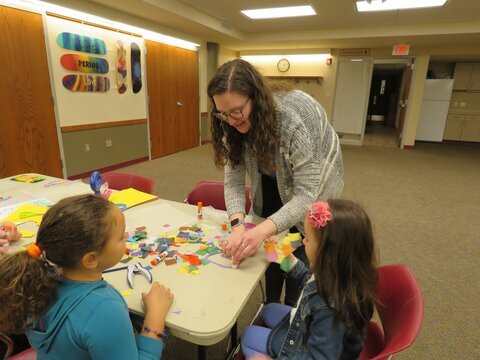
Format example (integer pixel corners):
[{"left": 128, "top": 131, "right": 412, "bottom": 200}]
[{"left": 326, "top": 57, "right": 333, "bottom": 65}]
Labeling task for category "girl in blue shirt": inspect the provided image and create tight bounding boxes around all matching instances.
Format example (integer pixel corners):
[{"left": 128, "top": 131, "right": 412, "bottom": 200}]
[
  {"left": 241, "top": 199, "right": 378, "bottom": 359},
  {"left": 0, "top": 194, "right": 173, "bottom": 360}
]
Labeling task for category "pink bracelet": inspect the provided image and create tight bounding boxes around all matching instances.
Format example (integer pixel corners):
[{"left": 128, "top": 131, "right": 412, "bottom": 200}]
[{"left": 143, "top": 326, "right": 167, "bottom": 339}]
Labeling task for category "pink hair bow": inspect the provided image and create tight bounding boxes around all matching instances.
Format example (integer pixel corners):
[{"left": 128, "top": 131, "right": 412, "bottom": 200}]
[{"left": 307, "top": 201, "right": 332, "bottom": 228}]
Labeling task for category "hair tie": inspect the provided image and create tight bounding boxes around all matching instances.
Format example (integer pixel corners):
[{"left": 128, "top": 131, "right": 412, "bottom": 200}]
[
  {"left": 27, "top": 243, "right": 43, "bottom": 258},
  {"left": 307, "top": 201, "right": 332, "bottom": 228}
]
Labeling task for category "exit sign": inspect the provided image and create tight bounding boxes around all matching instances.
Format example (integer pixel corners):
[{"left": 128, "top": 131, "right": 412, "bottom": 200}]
[{"left": 393, "top": 44, "right": 410, "bottom": 56}]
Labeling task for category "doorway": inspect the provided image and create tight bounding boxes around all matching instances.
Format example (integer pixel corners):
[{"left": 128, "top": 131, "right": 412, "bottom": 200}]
[{"left": 364, "top": 63, "right": 407, "bottom": 147}]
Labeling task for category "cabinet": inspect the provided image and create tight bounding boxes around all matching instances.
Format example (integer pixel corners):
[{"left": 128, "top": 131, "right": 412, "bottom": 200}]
[
  {"left": 443, "top": 114, "right": 480, "bottom": 142},
  {"left": 453, "top": 63, "right": 480, "bottom": 91}
]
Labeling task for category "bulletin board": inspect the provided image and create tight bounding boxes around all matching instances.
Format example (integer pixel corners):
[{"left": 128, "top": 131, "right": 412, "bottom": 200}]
[{"left": 45, "top": 15, "right": 147, "bottom": 127}]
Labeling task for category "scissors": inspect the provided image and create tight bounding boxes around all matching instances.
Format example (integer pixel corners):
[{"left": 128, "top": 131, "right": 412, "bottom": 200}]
[{"left": 103, "top": 262, "right": 153, "bottom": 289}]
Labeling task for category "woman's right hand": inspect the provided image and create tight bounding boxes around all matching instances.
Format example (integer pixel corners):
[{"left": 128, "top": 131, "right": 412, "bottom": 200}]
[
  {"left": 222, "top": 225, "right": 245, "bottom": 256},
  {"left": 142, "top": 281, "right": 174, "bottom": 321}
]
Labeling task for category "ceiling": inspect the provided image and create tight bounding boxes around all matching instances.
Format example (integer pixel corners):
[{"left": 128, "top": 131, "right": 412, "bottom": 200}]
[{"left": 58, "top": 0, "right": 480, "bottom": 55}]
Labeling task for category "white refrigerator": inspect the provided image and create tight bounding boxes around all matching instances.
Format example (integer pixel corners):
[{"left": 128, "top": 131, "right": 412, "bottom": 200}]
[{"left": 416, "top": 79, "right": 454, "bottom": 142}]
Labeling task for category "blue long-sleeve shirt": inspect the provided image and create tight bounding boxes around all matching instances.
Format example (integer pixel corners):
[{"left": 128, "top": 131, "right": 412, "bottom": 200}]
[{"left": 28, "top": 278, "right": 163, "bottom": 360}]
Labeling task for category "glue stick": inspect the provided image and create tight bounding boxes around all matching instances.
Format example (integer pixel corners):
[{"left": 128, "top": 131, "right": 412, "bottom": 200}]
[
  {"left": 197, "top": 202, "right": 203, "bottom": 221},
  {"left": 151, "top": 251, "right": 168, "bottom": 266}
]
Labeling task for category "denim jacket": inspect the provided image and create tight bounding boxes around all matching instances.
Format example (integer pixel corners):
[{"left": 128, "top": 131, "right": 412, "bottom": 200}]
[{"left": 266, "top": 260, "right": 363, "bottom": 359}]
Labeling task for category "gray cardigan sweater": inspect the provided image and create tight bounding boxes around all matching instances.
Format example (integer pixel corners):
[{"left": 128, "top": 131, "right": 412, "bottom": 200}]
[{"left": 224, "top": 90, "right": 344, "bottom": 235}]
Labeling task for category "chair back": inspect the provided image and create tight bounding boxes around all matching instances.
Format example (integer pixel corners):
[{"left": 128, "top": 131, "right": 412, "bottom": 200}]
[
  {"left": 186, "top": 180, "right": 251, "bottom": 214},
  {"left": 102, "top": 172, "right": 155, "bottom": 194},
  {"left": 0, "top": 333, "right": 36, "bottom": 360},
  {"left": 360, "top": 264, "right": 424, "bottom": 360},
  {"left": 0, "top": 333, "right": 13, "bottom": 360}
]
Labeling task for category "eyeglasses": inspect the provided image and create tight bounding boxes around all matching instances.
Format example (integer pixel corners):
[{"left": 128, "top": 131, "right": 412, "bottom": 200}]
[{"left": 213, "top": 98, "right": 250, "bottom": 122}]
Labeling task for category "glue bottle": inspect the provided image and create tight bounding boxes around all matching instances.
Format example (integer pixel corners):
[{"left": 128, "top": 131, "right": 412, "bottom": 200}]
[
  {"left": 197, "top": 202, "right": 203, "bottom": 221},
  {"left": 151, "top": 251, "right": 168, "bottom": 266}
]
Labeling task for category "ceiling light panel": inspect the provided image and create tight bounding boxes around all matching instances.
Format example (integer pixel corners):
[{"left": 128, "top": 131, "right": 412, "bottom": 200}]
[
  {"left": 241, "top": 5, "right": 316, "bottom": 19},
  {"left": 356, "top": 0, "right": 448, "bottom": 12}
]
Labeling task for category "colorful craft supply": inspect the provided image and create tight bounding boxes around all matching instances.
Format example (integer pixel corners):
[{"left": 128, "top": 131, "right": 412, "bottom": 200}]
[
  {"left": 151, "top": 251, "right": 168, "bottom": 266},
  {"left": 10, "top": 175, "right": 45, "bottom": 183},
  {"left": 263, "top": 233, "right": 302, "bottom": 270}
]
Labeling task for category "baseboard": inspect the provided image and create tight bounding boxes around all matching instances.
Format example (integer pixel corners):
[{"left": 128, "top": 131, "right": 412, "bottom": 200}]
[
  {"left": 67, "top": 156, "right": 149, "bottom": 180},
  {"left": 201, "top": 140, "right": 212, "bottom": 145}
]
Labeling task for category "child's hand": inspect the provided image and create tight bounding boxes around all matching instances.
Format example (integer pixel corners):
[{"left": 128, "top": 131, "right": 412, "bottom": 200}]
[
  {"left": 0, "top": 221, "right": 22, "bottom": 242},
  {"left": 142, "top": 281, "right": 174, "bottom": 318}
]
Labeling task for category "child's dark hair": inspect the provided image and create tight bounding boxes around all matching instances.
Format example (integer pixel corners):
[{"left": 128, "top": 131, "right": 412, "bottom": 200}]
[
  {"left": 312, "top": 199, "right": 378, "bottom": 336},
  {"left": 0, "top": 194, "right": 116, "bottom": 334}
]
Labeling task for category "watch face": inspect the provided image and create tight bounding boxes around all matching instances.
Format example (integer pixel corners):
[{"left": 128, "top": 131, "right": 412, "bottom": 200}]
[{"left": 277, "top": 58, "right": 290, "bottom": 72}]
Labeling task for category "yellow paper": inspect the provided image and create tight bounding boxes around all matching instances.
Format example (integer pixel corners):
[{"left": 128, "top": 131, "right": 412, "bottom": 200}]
[
  {"left": 121, "top": 289, "right": 133, "bottom": 297},
  {"left": 130, "top": 243, "right": 139, "bottom": 250},
  {"left": 1, "top": 204, "right": 49, "bottom": 225},
  {"left": 109, "top": 188, "right": 157, "bottom": 210},
  {"left": 20, "top": 229, "right": 35, "bottom": 238}
]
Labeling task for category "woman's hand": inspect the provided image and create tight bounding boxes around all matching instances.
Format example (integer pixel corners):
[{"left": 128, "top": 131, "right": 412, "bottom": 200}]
[
  {"left": 221, "top": 225, "right": 245, "bottom": 256},
  {"left": 231, "top": 219, "right": 278, "bottom": 264},
  {"left": 0, "top": 221, "right": 22, "bottom": 242}
]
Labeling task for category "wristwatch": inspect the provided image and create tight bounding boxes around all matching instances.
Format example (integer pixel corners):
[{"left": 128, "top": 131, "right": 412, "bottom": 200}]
[{"left": 230, "top": 218, "right": 245, "bottom": 228}]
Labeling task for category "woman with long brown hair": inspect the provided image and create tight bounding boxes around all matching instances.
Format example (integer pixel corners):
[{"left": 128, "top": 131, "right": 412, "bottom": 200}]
[{"left": 208, "top": 59, "right": 344, "bottom": 305}]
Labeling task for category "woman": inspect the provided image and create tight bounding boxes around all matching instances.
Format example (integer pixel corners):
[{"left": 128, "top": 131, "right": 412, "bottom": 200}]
[{"left": 207, "top": 59, "right": 344, "bottom": 305}]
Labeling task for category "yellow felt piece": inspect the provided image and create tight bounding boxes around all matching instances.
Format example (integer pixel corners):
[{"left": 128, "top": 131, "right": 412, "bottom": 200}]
[
  {"left": 131, "top": 243, "right": 139, "bottom": 250},
  {"left": 20, "top": 229, "right": 35, "bottom": 238},
  {"left": 109, "top": 188, "right": 158, "bottom": 209},
  {"left": 191, "top": 270, "right": 200, "bottom": 275},
  {"left": 121, "top": 289, "right": 133, "bottom": 297},
  {"left": 178, "top": 266, "right": 189, "bottom": 274},
  {"left": 285, "top": 232, "right": 302, "bottom": 243},
  {"left": 1, "top": 204, "right": 49, "bottom": 225}
]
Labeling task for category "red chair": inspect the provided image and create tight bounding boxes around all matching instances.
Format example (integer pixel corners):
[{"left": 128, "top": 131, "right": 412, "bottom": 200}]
[
  {"left": 360, "top": 264, "right": 424, "bottom": 360},
  {"left": 0, "top": 333, "right": 36, "bottom": 360},
  {"left": 102, "top": 172, "right": 155, "bottom": 194},
  {"left": 186, "top": 180, "right": 251, "bottom": 214}
]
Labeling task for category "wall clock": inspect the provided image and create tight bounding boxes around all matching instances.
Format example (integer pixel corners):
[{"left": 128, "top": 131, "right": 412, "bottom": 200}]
[{"left": 277, "top": 58, "right": 290, "bottom": 72}]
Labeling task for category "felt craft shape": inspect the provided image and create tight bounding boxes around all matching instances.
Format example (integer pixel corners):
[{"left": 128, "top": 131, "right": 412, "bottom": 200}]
[{"left": 264, "top": 233, "right": 303, "bottom": 271}]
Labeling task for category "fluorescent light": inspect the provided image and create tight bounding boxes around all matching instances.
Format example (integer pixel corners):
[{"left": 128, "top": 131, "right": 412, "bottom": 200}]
[
  {"left": 241, "top": 5, "right": 316, "bottom": 19},
  {"left": 241, "top": 54, "right": 330, "bottom": 64},
  {"left": 2, "top": 0, "right": 199, "bottom": 50},
  {"left": 356, "top": 0, "right": 447, "bottom": 12}
]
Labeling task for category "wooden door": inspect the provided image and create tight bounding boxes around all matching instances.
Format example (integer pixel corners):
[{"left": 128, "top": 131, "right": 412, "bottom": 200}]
[
  {"left": 0, "top": 6, "right": 62, "bottom": 178},
  {"left": 396, "top": 65, "right": 413, "bottom": 145},
  {"left": 146, "top": 41, "right": 199, "bottom": 159}
]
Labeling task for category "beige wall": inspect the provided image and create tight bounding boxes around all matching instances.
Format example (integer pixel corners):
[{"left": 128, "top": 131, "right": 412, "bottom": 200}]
[{"left": 62, "top": 124, "right": 149, "bottom": 177}]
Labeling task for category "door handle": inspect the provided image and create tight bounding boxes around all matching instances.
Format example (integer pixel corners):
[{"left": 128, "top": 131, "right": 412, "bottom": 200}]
[
  {"left": 177, "top": 101, "right": 183, "bottom": 106},
  {"left": 373, "top": 96, "right": 377, "bottom": 105}
]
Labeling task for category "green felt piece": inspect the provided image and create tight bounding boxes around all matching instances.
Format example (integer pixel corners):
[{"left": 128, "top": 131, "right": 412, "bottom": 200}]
[{"left": 280, "top": 258, "right": 291, "bottom": 272}]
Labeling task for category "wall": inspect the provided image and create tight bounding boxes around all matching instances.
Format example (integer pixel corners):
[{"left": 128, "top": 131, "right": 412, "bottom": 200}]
[
  {"left": 402, "top": 55, "right": 430, "bottom": 147},
  {"left": 239, "top": 52, "right": 337, "bottom": 120},
  {"left": 62, "top": 123, "right": 148, "bottom": 177}
]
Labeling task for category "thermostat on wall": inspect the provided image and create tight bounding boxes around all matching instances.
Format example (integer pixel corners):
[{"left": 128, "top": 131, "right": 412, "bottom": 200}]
[{"left": 277, "top": 58, "right": 290, "bottom": 72}]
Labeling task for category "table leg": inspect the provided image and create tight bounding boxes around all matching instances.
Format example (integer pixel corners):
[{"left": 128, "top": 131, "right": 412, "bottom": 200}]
[{"left": 198, "top": 345, "right": 206, "bottom": 360}]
